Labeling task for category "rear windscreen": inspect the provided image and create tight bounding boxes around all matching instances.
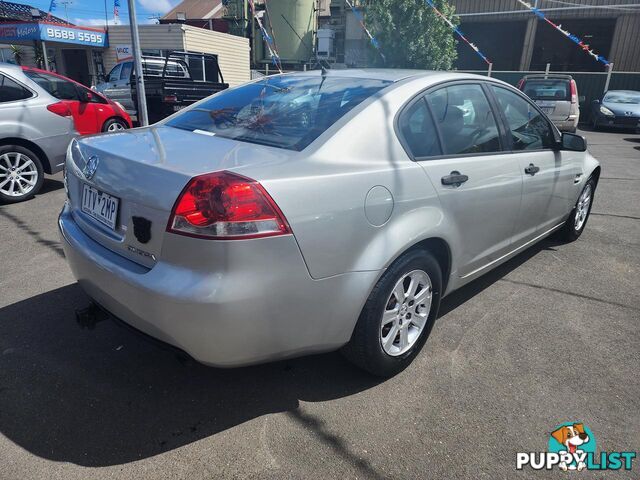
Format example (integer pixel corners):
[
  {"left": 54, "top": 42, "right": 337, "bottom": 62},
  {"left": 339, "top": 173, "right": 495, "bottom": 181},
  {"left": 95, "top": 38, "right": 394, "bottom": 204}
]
[
  {"left": 166, "top": 75, "right": 392, "bottom": 151},
  {"left": 522, "top": 79, "right": 570, "bottom": 101}
]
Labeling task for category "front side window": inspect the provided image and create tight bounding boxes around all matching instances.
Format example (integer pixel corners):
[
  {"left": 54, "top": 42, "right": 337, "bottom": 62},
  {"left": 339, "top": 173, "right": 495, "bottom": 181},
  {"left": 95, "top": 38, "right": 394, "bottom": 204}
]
[
  {"left": 0, "top": 74, "right": 32, "bottom": 102},
  {"left": 24, "top": 71, "right": 79, "bottom": 101},
  {"left": 426, "top": 84, "right": 501, "bottom": 155},
  {"left": 108, "top": 64, "right": 122, "bottom": 83},
  {"left": 492, "top": 86, "right": 555, "bottom": 151},
  {"left": 398, "top": 98, "right": 441, "bottom": 158},
  {"left": 167, "top": 75, "right": 391, "bottom": 151}
]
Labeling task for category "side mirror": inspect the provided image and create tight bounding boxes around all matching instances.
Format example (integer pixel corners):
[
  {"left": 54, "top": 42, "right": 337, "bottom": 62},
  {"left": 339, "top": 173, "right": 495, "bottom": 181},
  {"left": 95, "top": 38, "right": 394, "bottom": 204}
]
[
  {"left": 561, "top": 132, "right": 587, "bottom": 152},
  {"left": 592, "top": 99, "right": 600, "bottom": 105}
]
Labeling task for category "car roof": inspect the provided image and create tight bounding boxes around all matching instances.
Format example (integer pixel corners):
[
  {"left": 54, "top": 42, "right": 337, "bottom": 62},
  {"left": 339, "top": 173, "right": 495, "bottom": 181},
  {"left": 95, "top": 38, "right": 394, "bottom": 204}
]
[
  {"left": 273, "top": 68, "right": 493, "bottom": 83},
  {"left": 0, "top": 62, "right": 26, "bottom": 75},
  {"left": 522, "top": 74, "right": 573, "bottom": 80}
]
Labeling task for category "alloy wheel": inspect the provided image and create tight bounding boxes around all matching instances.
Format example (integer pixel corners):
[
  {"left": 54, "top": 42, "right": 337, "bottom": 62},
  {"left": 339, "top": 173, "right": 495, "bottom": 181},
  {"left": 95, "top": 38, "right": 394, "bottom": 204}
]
[
  {"left": 0, "top": 152, "right": 39, "bottom": 198},
  {"left": 380, "top": 269, "right": 433, "bottom": 356},
  {"left": 574, "top": 184, "right": 592, "bottom": 231},
  {"left": 107, "top": 121, "right": 126, "bottom": 132}
]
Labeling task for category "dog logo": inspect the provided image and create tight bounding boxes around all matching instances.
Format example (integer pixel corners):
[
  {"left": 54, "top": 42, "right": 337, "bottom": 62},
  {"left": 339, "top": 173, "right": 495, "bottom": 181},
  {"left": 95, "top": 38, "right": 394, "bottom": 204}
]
[
  {"left": 517, "top": 422, "right": 636, "bottom": 472},
  {"left": 550, "top": 423, "right": 593, "bottom": 471},
  {"left": 83, "top": 155, "right": 99, "bottom": 180}
]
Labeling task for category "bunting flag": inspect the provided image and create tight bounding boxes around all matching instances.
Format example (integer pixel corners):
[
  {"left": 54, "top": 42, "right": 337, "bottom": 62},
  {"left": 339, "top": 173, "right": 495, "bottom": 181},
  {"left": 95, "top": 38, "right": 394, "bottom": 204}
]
[
  {"left": 48, "top": 0, "right": 56, "bottom": 13},
  {"left": 424, "top": 0, "right": 491, "bottom": 65},
  {"left": 249, "top": 0, "right": 283, "bottom": 73},
  {"left": 515, "top": 0, "right": 610, "bottom": 65},
  {"left": 114, "top": 0, "right": 120, "bottom": 25},
  {"left": 344, "top": 0, "right": 385, "bottom": 62}
]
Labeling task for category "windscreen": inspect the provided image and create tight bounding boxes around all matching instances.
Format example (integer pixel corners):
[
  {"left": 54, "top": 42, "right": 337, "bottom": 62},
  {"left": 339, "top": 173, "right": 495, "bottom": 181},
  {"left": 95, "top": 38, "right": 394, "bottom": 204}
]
[
  {"left": 522, "top": 79, "right": 570, "bottom": 101},
  {"left": 166, "top": 75, "right": 392, "bottom": 151},
  {"left": 603, "top": 91, "right": 640, "bottom": 104}
]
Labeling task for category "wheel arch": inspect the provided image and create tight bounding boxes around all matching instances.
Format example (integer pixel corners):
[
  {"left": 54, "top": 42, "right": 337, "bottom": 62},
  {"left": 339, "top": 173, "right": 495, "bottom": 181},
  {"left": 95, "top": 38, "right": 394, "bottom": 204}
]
[
  {"left": 590, "top": 165, "right": 601, "bottom": 186},
  {"left": 404, "top": 237, "right": 452, "bottom": 295},
  {"left": 0, "top": 137, "right": 51, "bottom": 173}
]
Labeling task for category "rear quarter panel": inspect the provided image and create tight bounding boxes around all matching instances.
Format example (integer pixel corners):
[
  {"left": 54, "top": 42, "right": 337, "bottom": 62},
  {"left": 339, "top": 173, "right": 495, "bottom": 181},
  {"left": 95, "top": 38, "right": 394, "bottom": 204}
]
[{"left": 236, "top": 76, "right": 459, "bottom": 283}]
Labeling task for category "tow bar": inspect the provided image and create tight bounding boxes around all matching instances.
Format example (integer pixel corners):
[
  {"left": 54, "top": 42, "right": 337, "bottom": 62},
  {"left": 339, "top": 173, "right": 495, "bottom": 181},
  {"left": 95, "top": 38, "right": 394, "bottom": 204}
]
[{"left": 75, "top": 302, "right": 107, "bottom": 329}]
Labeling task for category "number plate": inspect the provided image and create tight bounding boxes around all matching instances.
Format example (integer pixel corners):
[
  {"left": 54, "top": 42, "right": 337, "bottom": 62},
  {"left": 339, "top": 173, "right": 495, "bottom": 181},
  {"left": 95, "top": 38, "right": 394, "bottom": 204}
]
[
  {"left": 173, "top": 105, "right": 186, "bottom": 112},
  {"left": 541, "top": 107, "right": 555, "bottom": 114},
  {"left": 81, "top": 184, "right": 119, "bottom": 230}
]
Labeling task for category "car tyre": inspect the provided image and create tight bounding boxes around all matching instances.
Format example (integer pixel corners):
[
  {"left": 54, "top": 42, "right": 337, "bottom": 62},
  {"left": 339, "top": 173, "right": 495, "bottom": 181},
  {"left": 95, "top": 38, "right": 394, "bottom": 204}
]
[
  {"left": 0, "top": 145, "right": 45, "bottom": 204},
  {"left": 342, "top": 249, "right": 442, "bottom": 377},
  {"left": 102, "top": 118, "right": 129, "bottom": 133},
  {"left": 559, "top": 176, "right": 596, "bottom": 242}
]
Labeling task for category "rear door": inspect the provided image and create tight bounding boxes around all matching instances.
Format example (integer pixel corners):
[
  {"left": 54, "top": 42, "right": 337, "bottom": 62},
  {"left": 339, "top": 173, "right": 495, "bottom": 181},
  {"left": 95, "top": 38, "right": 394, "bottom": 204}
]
[
  {"left": 400, "top": 82, "right": 523, "bottom": 278},
  {"left": 489, "top": 85, "right": 577, "bottom": 242}
]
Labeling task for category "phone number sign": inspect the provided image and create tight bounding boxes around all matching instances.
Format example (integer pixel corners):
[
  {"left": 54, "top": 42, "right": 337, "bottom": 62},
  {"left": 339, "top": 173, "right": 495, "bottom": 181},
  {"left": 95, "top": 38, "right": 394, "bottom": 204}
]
[{"left": 0, "top": 23, "right": 108, "bottom": 47}]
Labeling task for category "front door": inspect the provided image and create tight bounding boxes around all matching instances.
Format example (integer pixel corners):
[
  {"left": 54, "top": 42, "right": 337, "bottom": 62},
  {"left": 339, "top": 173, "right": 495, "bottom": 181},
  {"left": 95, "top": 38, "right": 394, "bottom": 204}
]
[
  {"left": 400, "top": 82, "right": 523, "bottom": 278},
  {"left": 62, "top": 49, "right": 91, "bottom": 86},
  {"left": 489, "top": 85, "right": 577, "bottom": 244}
]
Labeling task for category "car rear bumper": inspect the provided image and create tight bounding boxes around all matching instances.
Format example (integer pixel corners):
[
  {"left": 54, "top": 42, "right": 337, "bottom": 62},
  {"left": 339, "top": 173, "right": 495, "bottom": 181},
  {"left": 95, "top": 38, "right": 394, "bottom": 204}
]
[
  {"left": 59, "top": 204, "right": 376, "bottom": 367},
  {"left": 552, "top": 117, "right": 579, "bottom": 131}
]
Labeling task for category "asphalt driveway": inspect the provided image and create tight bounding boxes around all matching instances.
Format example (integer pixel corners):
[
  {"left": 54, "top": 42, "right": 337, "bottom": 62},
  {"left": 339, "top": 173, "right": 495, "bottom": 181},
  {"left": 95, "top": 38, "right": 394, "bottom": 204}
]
[{"left": 0, "top": 128, "right": 638, "bottom": 479}]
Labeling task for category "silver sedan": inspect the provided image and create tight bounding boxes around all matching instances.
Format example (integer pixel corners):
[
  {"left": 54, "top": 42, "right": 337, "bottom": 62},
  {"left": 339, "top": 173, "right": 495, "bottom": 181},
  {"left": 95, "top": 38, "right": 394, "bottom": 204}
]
[{"left": 59, "top": 70, "right": 600, "bottom": 376}]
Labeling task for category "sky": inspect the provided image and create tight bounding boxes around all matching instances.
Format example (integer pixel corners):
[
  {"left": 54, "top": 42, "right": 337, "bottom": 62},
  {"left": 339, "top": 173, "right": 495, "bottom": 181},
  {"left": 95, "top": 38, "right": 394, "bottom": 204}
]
[{"left": 27, "top": 0, "right": 181, "bottom": 27}]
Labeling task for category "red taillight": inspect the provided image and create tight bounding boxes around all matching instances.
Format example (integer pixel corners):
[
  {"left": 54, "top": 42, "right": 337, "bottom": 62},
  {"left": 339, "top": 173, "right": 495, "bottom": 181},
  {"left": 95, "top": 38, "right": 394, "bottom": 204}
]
[
  {"left": 517, "top": 79, "right": 525, "bottom": 90},
  {"left": 167, "top": 171, "right": 291, "bottom": 240},
  {"left": 570, "top": 79, "right": 578, "bottom": 104},
  {"left": 47, "top": 102, "right": 72, "bottom": 117},
  {"left": 163, "top": 95, "right": 178, "bottom": 103}
]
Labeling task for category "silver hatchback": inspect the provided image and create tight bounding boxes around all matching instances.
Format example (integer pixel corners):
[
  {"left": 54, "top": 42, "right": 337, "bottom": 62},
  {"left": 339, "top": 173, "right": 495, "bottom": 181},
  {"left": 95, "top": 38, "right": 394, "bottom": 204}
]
[
  {"left": 0, "top": 63, "right": 76, "bottom": 203},
  {"left": 59, "top": 70, "right": 600, "bottom": 376}
]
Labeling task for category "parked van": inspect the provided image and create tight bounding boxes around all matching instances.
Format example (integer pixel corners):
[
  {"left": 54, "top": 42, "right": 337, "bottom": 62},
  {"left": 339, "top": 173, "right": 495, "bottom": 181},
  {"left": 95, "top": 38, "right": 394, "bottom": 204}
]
[{"left": 518, "top": 74, "right": 580, "bottom": 132}]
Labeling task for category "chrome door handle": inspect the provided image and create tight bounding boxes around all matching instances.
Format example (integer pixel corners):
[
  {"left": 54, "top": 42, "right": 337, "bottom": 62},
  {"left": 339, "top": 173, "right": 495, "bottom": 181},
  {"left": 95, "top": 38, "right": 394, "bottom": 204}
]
[
  {"left": 524, "top": 163, "right": 540, "bottom": 175},
  {"left": 441, "top": 171, "right": 469, "bottom": 187}
]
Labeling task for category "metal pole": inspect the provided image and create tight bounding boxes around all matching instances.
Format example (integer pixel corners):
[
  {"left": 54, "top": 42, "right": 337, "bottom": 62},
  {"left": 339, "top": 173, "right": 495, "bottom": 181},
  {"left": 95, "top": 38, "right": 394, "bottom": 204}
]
[
  {"left": 41, "top": 41, "right": 50, "bottom": 71},
  {"left": 487, "top": 62, "right": 493, "bottom": 77},
  {"left": 544, "top": 63, "right": 550, "bottom": 78},
  {"left": 603, "top": 62, "right": 614, "bottom": 93},
  {"left": 127, "top": 0, "right": 149, "bottom": 126}
]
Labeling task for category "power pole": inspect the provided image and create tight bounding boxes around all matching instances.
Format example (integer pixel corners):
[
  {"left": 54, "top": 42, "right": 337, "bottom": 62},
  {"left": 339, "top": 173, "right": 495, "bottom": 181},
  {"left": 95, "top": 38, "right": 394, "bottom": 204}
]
[{"left": 127, "top": 0, "right": 149, "bottom": 126}]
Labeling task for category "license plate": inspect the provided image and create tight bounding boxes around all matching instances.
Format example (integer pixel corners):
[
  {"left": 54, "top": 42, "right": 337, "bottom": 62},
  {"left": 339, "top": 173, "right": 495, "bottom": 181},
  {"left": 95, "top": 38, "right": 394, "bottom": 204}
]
[
  {"left": 81, "top": 184, "right": 119, "bottom": 230},
  {"left": 541, "top": 107, "right": 555, "bottom": 114},
  {"left": 173, "top": 105, "right": 186, "bottom": 112}
]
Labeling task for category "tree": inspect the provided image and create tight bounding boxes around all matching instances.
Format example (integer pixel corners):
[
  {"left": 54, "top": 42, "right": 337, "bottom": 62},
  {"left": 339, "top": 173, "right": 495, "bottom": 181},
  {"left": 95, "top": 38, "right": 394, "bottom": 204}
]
[{"left": 364, "top": 0, "right": 458, "bottom": 70}]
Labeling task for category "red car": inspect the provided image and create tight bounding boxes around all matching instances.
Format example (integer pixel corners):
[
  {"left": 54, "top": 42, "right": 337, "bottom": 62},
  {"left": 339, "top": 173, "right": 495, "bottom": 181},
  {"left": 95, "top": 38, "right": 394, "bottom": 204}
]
[{"left": 21, "top": 67, "right": 133, "bottom": 135}]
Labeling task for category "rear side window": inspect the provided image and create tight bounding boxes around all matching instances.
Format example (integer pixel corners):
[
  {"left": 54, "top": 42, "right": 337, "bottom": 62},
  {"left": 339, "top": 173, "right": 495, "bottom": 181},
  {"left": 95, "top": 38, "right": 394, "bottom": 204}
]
[
  {"left": 491, "top": 86, "right": 555, "bottom": 150},
  {"left": 24, "top": 71, "right": 79, "bottom": 101},
  {"left": 426, "top": 84, "right": 501, "bottom": 155},
  {"left": 398, "top": 98, "right": 441, "bottom": 158},
  {"left": 167, "top": 75, "right": 391, "bottom": 151},
  {"left": 522, "top": 79, "right": 570, "bottom": 101},
  {"left": 0, "top": 74, "right": 32, "bottom": 102}
]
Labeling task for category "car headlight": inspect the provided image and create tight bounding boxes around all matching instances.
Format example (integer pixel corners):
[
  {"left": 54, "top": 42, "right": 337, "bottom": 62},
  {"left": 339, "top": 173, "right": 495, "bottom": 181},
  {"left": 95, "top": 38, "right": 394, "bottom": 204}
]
[{"left": 599, "top": 105, "right": 615, "bottom": 116}]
